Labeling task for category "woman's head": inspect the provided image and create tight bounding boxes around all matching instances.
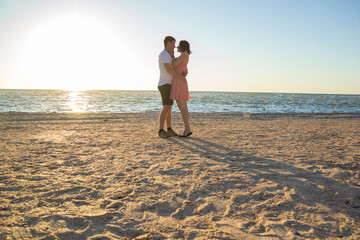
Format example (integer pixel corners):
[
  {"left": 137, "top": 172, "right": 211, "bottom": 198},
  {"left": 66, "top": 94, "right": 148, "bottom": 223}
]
[{"left": 177, "top": 40, "right": 192, "bottom": 54}]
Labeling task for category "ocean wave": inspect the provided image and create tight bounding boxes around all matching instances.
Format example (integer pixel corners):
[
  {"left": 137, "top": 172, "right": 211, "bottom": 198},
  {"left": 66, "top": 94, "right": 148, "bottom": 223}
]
[{"left": 0, "top": 90, "right": 359, "bottom": 114}]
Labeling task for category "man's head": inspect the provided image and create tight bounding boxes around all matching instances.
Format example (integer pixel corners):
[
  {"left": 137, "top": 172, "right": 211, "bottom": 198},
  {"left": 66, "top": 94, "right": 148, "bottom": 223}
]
[{"left": 164, "top": 36, "right": 176, "bottom": 51}]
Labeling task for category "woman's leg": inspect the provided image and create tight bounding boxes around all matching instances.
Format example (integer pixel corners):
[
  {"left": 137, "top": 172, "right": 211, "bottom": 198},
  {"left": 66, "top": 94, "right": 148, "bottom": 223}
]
[{"left": 176, "top": 100, "right": 191, "bottom": 134}]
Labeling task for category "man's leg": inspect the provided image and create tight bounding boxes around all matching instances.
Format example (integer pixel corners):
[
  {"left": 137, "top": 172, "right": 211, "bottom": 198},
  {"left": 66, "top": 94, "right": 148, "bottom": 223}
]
[
  {"left": 165, "top": 105, "right": 172, "bottom": 129},
  {"left": 158, "top": 84, "right": 174, "bottom": 137},
  {"left": 159, "top": 105, "right": 171, "bottom": 131},
  {"left": 165, "top": 105, "right": 178, "bottom": 136}
]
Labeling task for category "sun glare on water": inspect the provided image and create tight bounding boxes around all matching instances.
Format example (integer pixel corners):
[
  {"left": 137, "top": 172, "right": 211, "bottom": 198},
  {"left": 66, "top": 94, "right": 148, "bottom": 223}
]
[
  {"left": 67, "top": 91, "right": 88, "bottom": 112},
  {"left": 15, "top": 11, "right": 135, "bottom": 91}
]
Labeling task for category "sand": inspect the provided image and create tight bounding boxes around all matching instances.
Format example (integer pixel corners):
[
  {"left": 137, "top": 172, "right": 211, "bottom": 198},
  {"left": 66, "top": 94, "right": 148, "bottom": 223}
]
[{"left": 0, "top": 112, "right": 359, "bottom": 240}]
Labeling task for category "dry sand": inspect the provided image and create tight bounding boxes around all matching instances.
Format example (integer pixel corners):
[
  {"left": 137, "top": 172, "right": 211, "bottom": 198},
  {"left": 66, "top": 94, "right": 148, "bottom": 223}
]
[{"left": 0, "top": 112, "right": 359, "bottom": 240}]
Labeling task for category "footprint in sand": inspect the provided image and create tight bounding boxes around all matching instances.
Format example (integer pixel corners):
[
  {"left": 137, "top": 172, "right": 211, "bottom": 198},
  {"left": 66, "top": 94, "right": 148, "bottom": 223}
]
[{"left": 171, "top": 200, "right": 194, "bottom": 220}]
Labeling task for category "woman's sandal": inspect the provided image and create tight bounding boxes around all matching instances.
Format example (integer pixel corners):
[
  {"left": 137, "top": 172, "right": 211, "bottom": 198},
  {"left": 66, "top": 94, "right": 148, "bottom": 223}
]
[{"left": 179, "top": 132, "right": 192, "bottom": 137}]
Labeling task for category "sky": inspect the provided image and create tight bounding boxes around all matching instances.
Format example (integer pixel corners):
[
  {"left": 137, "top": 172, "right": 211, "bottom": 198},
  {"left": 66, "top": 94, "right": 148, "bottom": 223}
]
[{"left": 0, "top": 0, "right": 359, "bottom": 94}]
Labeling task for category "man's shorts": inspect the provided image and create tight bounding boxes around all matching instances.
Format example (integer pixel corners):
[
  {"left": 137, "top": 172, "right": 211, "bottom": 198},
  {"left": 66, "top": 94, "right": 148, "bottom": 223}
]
[{"left": 158, "top": 84, "right": 173, "bottom": 105}]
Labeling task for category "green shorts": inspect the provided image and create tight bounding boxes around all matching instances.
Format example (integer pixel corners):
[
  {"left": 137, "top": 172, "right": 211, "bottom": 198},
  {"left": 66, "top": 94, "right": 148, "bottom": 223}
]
[{"left": 158, "top": 84, "right": 173, "bottom": 105}]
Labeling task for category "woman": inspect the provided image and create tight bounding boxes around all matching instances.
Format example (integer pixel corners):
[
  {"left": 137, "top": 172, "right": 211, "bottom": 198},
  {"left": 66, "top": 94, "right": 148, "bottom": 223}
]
[{"left": 170, "top": 40, "right": 192, "bottom": 137}]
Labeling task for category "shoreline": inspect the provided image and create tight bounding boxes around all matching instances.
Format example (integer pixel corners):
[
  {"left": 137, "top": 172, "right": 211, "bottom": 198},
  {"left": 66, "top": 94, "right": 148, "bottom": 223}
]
[
  {"left": 1, "top": 111, "right": 359, "bottom": 119},
  {"left": 1, "top": 112, "right": 359, "bottom": 239}
]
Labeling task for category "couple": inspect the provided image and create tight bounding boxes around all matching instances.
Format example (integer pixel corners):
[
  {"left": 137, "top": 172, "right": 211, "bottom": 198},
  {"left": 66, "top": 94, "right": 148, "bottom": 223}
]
[{"left": 158, "top": 36, "right": 192, "bottom": 138}]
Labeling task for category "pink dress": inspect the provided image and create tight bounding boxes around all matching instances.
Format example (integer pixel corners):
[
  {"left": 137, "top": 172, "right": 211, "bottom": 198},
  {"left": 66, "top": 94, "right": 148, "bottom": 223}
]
[{"left": 170, "top": 62, "right": 191, "bottom": 101}]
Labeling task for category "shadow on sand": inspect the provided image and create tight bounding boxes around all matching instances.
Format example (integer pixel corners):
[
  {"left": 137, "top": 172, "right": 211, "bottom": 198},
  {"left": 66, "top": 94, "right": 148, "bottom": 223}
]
[{"left": 167, "top": 136, "right": 359, "bottom": 238}]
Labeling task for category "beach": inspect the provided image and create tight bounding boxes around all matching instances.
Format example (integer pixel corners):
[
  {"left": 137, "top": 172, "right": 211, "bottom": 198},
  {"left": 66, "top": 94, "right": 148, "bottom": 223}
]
[{"left": 0, "top": 112, "right": 359, "bottom": 239}]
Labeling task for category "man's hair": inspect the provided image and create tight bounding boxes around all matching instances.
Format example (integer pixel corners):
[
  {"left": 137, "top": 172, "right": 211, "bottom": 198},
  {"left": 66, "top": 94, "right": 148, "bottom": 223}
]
[{"left": 164, "top": 36, "right": 175, "bottom": 48}]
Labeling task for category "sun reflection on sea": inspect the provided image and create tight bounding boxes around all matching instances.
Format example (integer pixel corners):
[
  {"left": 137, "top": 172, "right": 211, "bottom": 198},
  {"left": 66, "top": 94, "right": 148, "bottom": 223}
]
[{"left": 67, "top": 91, "right": 88, "bottom": 112}]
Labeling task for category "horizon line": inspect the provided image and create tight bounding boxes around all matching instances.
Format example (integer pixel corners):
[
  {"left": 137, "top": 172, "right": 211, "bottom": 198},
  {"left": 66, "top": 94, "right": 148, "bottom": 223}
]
[{"left": 0, "top": 88, "right": 359, "bottom": 96}]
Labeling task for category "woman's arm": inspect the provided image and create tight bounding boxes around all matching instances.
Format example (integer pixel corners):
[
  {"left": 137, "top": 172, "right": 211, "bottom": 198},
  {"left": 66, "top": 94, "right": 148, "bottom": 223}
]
[{"left": 172, "top": 52, "right": 189, "bottom": 68}]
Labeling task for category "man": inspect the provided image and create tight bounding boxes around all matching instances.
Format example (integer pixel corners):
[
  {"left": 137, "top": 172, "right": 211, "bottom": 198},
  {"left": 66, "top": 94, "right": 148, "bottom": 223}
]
[{"left": 158, "top": 36, "right": 187, "bottom": 138}]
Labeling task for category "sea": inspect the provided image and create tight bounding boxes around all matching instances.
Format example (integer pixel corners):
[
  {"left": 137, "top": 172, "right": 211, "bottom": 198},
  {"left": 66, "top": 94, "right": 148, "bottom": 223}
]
[{"left": 0, "top": 89, "right": 359, "bottom": 114}]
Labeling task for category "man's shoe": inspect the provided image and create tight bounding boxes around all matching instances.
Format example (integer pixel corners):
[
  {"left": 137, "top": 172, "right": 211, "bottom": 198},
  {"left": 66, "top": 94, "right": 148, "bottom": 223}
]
[
  {"left": 158, "top": 129, "right": 170, "bottom": 138},
  {"left": 167, "top": 128, "right": 178, "bottom": 137}
]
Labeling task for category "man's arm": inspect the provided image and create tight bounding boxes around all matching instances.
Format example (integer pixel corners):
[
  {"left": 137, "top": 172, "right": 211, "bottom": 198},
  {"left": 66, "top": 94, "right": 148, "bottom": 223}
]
[{"left": 164, "top": 63, "right": 187, "bottom": 82}]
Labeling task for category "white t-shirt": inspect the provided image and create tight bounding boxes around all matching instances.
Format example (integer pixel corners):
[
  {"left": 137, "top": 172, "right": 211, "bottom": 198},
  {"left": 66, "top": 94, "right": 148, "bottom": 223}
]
[{"left": 158, "top": 49, "right": 173, "bottom": 86}]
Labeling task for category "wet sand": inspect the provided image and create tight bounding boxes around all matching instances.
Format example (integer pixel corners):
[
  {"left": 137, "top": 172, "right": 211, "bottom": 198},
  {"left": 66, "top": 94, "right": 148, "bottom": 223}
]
[{"left": 0, "top": 112, "right": 359, "bottom": 239}]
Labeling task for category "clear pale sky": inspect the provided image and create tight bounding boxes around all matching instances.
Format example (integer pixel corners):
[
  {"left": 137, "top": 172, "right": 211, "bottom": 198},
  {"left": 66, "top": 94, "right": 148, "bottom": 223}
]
[{"left": 0, "top": 0, "right": 359, "bottom": 94}]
